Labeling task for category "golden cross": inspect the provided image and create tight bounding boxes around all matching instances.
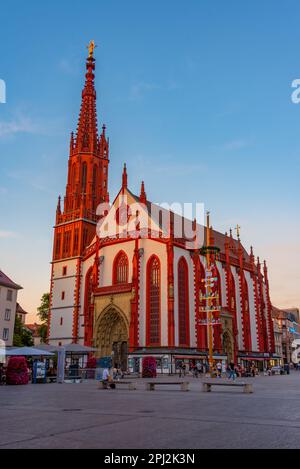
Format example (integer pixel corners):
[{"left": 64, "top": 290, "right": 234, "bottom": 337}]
[
  {"left": 235, "top": 224, "right": 241, "bottom": 239},
  {"left": 87, "top": 40, "right": 97, "bottom": 58}
]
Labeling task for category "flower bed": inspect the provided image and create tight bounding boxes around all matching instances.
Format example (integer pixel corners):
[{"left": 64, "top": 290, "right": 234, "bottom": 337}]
[
  {"left": 142, "top": 356, "right": 157, "bottom": 378},
  {"left": 6, "top": 356, "right": 29, "bottom": 385}
]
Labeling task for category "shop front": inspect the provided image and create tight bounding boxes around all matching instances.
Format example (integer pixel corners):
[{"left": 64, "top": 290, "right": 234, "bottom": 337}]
[
  {"left": 128, "top": 348, "right": 228, "bottom": 375},
  {"left": 238, "top": 352, "right": 282, "bottom": 371}
]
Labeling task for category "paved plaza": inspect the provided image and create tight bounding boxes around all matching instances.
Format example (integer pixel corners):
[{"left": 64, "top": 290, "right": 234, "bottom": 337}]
[{"left": 1, "top": 372, "right": 300, "bottom": 449}]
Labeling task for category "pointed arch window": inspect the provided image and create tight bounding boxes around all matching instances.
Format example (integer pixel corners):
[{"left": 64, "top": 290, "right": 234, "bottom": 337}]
[
  {"left": 81, "top": 162, "right": 87, "bottom": 193},
  {"left": 146, "top": 256, "right": 161, "bottom": 346},
  {"left": 92, "top": 164, "right": 97, "bottom": 196},
  {"left": 71, "top": 163, "right": 77, "bottom": 189},
  {"left": 178, "top": 257, "right": 190, "bottom": 347},
  {"left": 113, "top": 251, "right": 129, "bottom": 284}
]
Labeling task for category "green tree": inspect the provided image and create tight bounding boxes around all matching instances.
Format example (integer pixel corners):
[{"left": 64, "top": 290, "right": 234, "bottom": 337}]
[
  {"left": 38, "top": 323, "right": 48, "bottom": 344},
  {"left": 37, "top": 293, "right": 50, "bottom": 323},
  {"left": 13, "top": 316, "right": 34, "bottom": 347},
  {"left": 37, "top": 293, "right": 50, "bottom": 343}
]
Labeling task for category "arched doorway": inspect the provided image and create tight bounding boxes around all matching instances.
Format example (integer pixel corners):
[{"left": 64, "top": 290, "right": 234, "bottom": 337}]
[
  {"left": 222, "top": 331, "right": 234, "bottom": 363},
  {"left": 95, "top": 307, "right": 129, "bottom": 370}
]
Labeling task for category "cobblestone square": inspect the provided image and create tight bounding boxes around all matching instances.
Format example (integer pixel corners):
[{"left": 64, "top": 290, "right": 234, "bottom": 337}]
[{"left": 1, "top": 372, "right": 300, "bottom": 449}]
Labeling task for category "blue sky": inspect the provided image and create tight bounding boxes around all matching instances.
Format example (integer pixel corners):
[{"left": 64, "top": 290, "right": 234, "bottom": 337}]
[{"left": 0, "top": 0, "right": 299, "bottom": 319}]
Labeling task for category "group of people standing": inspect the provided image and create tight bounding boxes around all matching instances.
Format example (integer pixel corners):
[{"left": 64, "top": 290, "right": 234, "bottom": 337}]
[{"left": 178, "top": 360, "right": 261, "bottom": 380}]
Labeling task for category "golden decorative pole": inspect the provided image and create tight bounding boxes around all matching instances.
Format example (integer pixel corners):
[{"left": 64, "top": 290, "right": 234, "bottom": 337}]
[
  {"left": 206, "top": 212, "right": 214, "bottom": 371},
  {"left": 199, "top": 212, "right": 221, "bottom": 375}
]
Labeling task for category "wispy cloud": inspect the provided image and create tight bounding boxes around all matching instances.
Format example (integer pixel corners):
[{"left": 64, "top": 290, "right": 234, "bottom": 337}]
[
  {"left": 0, "top": 230, "right": 18, "bottom": 239},
  {"left": 221, "top": 139, "right": 249, "bottom": 151},
  {"left": 59, "top": 58, "right": 80, "bottom": 76},
  {"left": 154, "top": 162, "right": 207, "bottom": 175},
  {"left": 6, "top": 169, "right": 57, "bottom": 195},
  {"left": 0, "top": 115, "right": 40, "bottom": 138},
  {"left": 129, "top": 82, "right": 160, "bottom": 101}
]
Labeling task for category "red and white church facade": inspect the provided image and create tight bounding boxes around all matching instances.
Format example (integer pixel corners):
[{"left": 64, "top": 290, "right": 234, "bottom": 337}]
[{"left": 47, "top": 47, "right": 277, "bottom": 372}]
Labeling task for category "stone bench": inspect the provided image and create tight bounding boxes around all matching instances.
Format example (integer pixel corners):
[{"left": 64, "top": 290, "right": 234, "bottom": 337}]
[
  {"left": 202, "top": 380, "right": 253, "bottom": 394},
  {"left": 146, "top": 381, "right": 189, "bottom": 391},
  {"left": 98, "top": 380, "right": 136, "bottom": 390}
]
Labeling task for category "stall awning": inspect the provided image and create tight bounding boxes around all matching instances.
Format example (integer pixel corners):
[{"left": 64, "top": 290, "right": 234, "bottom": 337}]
[{"left": 0, "top": 346, "right": 54, "bottom": 356}]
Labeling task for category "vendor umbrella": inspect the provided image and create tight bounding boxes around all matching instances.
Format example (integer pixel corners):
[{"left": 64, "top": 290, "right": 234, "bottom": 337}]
[{"left": 0, "top": 346, "right": 54, "bottom": 357}]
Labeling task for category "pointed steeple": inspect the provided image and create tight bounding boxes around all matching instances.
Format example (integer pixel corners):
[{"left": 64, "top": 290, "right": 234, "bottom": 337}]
[
  {"left": 56, "top": 195, "right": 61, "bottom": 212},
  {"left": 250, "top": 246, "right": 255, "bottom": 266},
  {"left": 140, "top": 180, "right": 147, "bottom": 204},
  {"left": 122, "top": 163, "right": 128, "bottom": 190},
  {"left": 75, "top": 45, "right": 98, "bottom": 154}
]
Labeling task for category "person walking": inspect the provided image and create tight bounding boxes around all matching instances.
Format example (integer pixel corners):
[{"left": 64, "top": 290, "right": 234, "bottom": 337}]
[
  {"left": 196, "top": 361, "right": 202, "bottom": 377},
  {"left": 228, "top": 361, "right": 236, "bottom": 380},
  {"left": 102, "top": 367, "right": 110, "bottom": 389},
  {"left": 178, "top": 362, "right": 183, "bottom": 378},
  {"left": 216, "top": 361, "right": 222, "bottom": 378}
]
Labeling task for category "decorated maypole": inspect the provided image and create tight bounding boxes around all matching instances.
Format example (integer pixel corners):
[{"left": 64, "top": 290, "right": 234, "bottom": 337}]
[{"left": 199, "top": 212, "right": 221, "bottom": 370}]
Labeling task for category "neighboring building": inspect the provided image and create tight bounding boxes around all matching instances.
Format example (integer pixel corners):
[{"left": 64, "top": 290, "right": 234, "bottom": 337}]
[
  {"left": 25, "top": 323, "right": 42, "bottom": 346},
  {"left": 271, "top": 308, "right": 283, "bottom": 365},
  {"left": 15, "top": 303, "right": 28, "bottom": 324},
  {"left": 0, "top": 270, "right": 22, "bottom": 346},
  {"left": 48, "top": 45, "right": 277, "bottom": 373},
  {"left": 272, "top": 306, "right": 300, "bottom": 364}
]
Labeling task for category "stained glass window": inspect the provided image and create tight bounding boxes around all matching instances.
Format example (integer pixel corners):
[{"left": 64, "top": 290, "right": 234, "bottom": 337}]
[{"left": 147, "top": 256, "right": 160, "bottom": 345}]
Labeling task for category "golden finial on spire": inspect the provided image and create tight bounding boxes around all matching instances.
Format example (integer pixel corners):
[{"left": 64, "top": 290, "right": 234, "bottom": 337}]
[
  {"left": 235, "top": 224, "right": 241, "bottom": 239},
  {"left": 87, "top": 40, "right": 97, "bottom": 58}
]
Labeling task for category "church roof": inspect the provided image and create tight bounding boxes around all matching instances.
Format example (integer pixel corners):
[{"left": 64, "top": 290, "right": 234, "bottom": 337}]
[
  {"left": 16, "top": 303, "right": 28, "bottom": 315},
  {"left": 127, "top": 188, "right": 250, "bottom": 262},
  {"left": 0, "top": 270, "right": 22, "bottom": 290}
]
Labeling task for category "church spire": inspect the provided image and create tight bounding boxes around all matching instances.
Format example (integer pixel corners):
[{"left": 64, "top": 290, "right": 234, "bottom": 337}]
[
  {"left": 75, "top": 41, "right": 98, "bottom": 154},
  {"left": 140, "top": 180, "right": 147, "bottom": 204},
  {"left": 122, "top": 163, "right": 128, "bottom": 191}
]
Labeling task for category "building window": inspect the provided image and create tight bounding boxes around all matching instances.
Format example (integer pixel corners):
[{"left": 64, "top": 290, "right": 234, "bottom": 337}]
[
  {"left": 92, "top": 165, "right": 97, "bottom": 196},
  {"left": 6, "top": 289, "right": 13, "bottom": 301},
  {"left": 3, "top": 328, "right": 9, "bottom": 341},
  {"left": 61, "top": 291, "right": 65, "bottom": 300},
  {"left": 73, "top": 228, "right": 79, "bottom": 256},
  {"left": 81, "top": 162, "right": 87, "bottom": 193},
  {"left": 60, "top": 317, "right": 63, "bottom": 326},
  {"left": 71, "top": 163, "right": 76, "bottom": 188},
  {"left": 178, "top": 257, "right": 190, "bottom": 347},
  {"left": 4, "top": 309, "right": 11, "bottom": 321},
  {"left": 113, "top": 251, "right": 129, "bottom": 284},
  {"left": 82, "top": 228, "right": 89, "bottom": 249},
  {"left": 55, "top": 233, "right": 61, "bottom": 260},
  {"left": 62, "top": 266, "right": 67, "bottom": 276},
  {"left": 63, "top": 231, "right": 71, "bottom": 258},
  {"left": 146, "top": 255, "right": 161, "bottom": 346}
]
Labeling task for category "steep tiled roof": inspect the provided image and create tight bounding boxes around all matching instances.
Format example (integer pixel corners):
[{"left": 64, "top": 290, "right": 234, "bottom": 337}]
[
  {"left": 25, "top": 323, "right": 41, "bottom": 337},
  {"left": 16, "top": 303, "right": 28, "bottom": 315},
  {"left": 128, "top": 189, "right": 250, "bottom": 262},
  {"left": 0, "top": 270, "right": 22, "bottom": 290}
]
